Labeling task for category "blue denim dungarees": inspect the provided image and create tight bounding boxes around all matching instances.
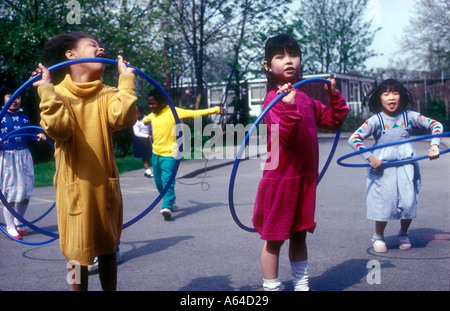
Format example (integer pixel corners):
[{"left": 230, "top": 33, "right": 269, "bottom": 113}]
[{"left": 366, "top": 111, "right": 421, "bottom": 221}]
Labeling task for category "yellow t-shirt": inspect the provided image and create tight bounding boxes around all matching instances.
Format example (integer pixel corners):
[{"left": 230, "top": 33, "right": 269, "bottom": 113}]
[{"left": 143, "top": 105, "right": 220, "bottom": 157}]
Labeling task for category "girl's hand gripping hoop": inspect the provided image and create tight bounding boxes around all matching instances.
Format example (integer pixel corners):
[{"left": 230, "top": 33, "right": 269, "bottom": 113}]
[
  {"left": 337, "top": 132, "right": 450, "bottom": 168},
  {"left": 228, "top": 78, "right": 341, "bottom": 232}
]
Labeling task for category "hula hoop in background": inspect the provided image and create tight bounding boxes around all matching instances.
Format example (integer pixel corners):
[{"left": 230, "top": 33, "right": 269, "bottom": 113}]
[
  {"left": 0, "top": 125, "right": 55, "bottom": 149},
  {"left": 0, "top": 224, "right": 58, "bottom": 245},
  {"left": 0, "top": 58, "right": 181, "bottom": 244},
  {"left": 0, "top": 126, "right": 58, "bottom": 244},
  {"left": 337, "top": 132, "right": 450, "bottom": 168},
  {"left": 228, "top": 78, "right": 341, "bottom": 233}
]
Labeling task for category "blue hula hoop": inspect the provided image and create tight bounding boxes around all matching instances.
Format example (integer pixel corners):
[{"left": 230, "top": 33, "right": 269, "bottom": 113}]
[
  {"left": 0, "top": 125, "right": 55, "bottom": 149},
  {"left": 0, "top": 224, "right": 58, "bottom": 245},
  {"left": 0, "top": 58, "right": 182, "bottom": 244},
  {"left": 228, "top": 78, "right": 341, "bottom": 233},
  {"left": 0, "top": 126, "right": 58, "bottom": 244},
  {"left": 337, "top": 132, "right": 450, "bottom": 168}
]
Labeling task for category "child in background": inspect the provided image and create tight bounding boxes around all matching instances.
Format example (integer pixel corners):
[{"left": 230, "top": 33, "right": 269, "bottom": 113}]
[
  {"left": 143, "top": 89, "right": 224, "bottom": 221},
  {"left": 31, "top": 32, "right": 137, "bottom": 290},
  {"left": 1, "top": 87, "right": 46, "bottom": 239},
  {"left": 253, "top": 33, "right": 349, "bottom": 291},
  {"left": 348, "top": 78, "right": 443, "bottom": 253},
  {"left": 133, "top": 106, "right": 153, "bottom": 178}
]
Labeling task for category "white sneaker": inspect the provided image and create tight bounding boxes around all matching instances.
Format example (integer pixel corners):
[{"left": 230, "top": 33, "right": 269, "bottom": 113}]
[
  {"left": 160, "top": 208, "right": 172, "bottom": 221},
  {"left": 372, "top": 239, "right": 387, "bottom": 253},
  {"left": 88, "top": 257, "right": 98, "bottom": 272},
  {"left": 398, "top": 234, "right": 412, "bottom": 250}
]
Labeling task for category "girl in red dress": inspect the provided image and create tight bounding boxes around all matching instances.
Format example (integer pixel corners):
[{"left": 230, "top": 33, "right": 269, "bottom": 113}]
[{"left": 253, "top": 33, "right": 349, "bottom": 291}]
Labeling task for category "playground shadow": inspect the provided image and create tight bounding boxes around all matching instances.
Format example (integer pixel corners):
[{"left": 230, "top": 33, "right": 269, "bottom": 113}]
[
  {"left": 294, "top": 259, "right": 395, "bottom": 291},
  {"left": 179, "top": 275, "right": 234, "bottom": 291},
  {"left": 170, "top": 200, "right": 224, "bottom": 221},
  {"left": 118, "top": 235, "right": 194, "bottom": 264},
  {"left": 383, "top": 227, "right": 448, "bottom": 250},
  {"left": 178, "top": 275, "right": 260, "bottom": 291}
]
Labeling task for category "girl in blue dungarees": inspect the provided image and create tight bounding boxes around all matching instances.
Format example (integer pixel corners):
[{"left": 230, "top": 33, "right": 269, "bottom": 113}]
[{"left": 348, "top": 79, "right": 443, "bottom": 252}]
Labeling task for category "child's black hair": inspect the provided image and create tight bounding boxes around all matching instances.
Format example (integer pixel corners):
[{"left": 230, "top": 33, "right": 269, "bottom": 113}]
[
  {"left": 41, "top": 32, "right": 94, "bottom": 84},
  {"left": 264, "top": 33, "right": 303, "bottom": 91},
  {"left": 0, "top": 84, "right": 19, "bottom": 104},
  {"left": 364, "top": 78, "right": 414, "bottom": 113},
  {"left": 147, "top": 89, "right": 167, "bottom": 106}
]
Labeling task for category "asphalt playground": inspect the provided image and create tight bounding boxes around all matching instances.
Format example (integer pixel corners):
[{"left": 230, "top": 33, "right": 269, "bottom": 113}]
[{"left": 0, "top": 133, "right": 448, "bottom": 296}]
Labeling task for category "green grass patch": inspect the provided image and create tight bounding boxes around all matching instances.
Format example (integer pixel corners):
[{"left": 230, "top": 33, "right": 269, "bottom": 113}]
[
  {"left": 34, "top": 156, "right": 144, "bottom": 187},
  {"left": 115, "top": 156, "right": 144, "bottom": 174},
  {"left": 34, "top": 161, "right": 56, "bottom": 187}
]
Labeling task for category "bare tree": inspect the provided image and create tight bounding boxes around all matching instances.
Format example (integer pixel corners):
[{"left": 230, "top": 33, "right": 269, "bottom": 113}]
[
  {"left": 401, "top": 0, "right": 450, "bottom": 75},
  {"left": 159, "top": 0, "right": 233, "bottom": 109},
  {"left": 291, "top": 0, "right": 379, "bottom": 74},
  {"left": 214, "top": 0, "right": 292, "bottom": 123}
]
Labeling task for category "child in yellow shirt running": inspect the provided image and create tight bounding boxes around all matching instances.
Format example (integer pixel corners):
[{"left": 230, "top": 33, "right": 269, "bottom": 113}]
[{"left": 143, "top": 89, "right": 223, "bottom": 220}]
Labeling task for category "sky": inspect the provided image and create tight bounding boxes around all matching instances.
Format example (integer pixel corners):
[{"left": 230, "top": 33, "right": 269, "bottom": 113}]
[{"left": 363, "top": 0, "right": 416, "bottom": 70}]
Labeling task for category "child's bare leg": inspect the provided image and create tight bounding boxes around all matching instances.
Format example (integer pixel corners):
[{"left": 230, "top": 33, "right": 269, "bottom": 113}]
[
  {"left": 289, "top": 230, "right": 307, "bottom": 262},
  {"left": 98, "top": 252, "right": 117, "bottom": 291},
  {"left": 68, "top": 264, "right": 88, "bottom": 291},
  {"left": 261, "top": 240, "right": 284, "bottom": 290},
  {"left": 400, "top": 219, "right": 412, "bottom": 233},
  {"left": 375, "top": 221, "right": 388, "bottom": 236},
  {"left": 261, "top": 240, "right": 283, "bottom": 279}
]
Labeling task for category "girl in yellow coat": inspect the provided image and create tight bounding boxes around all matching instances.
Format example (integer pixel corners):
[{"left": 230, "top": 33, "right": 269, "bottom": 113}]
[{"left": 31, "top": 32, "right": 137, "bottom": 291}]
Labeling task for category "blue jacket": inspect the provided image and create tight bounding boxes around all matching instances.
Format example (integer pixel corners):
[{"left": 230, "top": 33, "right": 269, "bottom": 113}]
[{"left": 0, "top": 109, "right": 33, "bottom": 150}]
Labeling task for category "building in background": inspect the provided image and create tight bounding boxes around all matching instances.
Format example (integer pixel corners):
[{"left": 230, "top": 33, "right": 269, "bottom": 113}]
[{"left": 206, "top": 73, "right": 375, "bottom": 121}]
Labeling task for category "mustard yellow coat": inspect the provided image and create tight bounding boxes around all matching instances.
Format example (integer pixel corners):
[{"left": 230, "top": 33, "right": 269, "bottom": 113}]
[{"left": 38, "top": 74, "right": 137, "bottom": 265}]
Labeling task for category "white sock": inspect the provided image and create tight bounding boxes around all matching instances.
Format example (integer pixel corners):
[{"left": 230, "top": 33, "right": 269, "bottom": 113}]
[
  {"left": 14, "top": 202, "right": 28, "bottom": 228},
  {"left": 291, "top": 260, "right": 309, "bottom": 291},
  {"left": 372, "top": 233, "right": 384, "bottom": 241},
  {"left": 3, "top": 204, "right": 19, "bottom": 236},
  {"left": 262, "top": 278, "right": 281, "bottom": 291},
  {"left": 3, "top": 204, "right": 16, "bottom": 230}
]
